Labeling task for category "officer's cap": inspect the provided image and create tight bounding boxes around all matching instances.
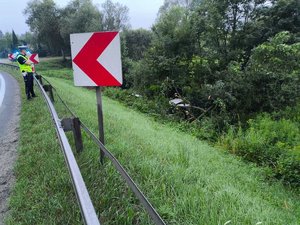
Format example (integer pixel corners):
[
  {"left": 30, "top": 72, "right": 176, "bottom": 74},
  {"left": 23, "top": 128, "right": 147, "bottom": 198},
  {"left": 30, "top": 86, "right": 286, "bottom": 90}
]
[{"left": 18, "top": 45, "right": 28, "bottom": 50}]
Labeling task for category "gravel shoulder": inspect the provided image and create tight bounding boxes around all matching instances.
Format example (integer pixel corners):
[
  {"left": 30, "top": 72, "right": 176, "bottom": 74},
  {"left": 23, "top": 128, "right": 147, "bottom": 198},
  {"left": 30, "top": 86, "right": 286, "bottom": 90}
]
[{"left": 0, "top": 71, "right": 21, "bottom": 225}]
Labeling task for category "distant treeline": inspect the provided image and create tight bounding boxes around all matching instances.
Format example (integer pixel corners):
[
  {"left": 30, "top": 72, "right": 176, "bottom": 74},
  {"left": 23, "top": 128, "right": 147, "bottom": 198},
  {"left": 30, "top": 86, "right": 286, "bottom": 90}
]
[{"left": 0, "top": 0, "right": 130, "bottom": 57}]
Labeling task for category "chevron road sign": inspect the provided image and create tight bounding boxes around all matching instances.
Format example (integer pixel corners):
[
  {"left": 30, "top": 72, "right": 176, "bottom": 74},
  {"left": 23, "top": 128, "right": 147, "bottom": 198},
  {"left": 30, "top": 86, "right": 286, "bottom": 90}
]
[
  {"left": 70, "top": 31, "right": 122, "bottom": 87},
  {"left": 8, "top": 53, "right": 14, "bottom": 60},
  {"left": 29, "top": 53, "right": 39, "bottom": 64}
]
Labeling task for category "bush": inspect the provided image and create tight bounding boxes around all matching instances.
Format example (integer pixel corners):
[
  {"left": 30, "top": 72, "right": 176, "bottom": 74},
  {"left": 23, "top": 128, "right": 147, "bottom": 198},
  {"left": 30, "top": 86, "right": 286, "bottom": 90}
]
[
  {"left": 219, "top": 114, "right": 300, "bottom": 186},
  {"left": 276, "top": 148, "right": 300, "bottom": 186}
]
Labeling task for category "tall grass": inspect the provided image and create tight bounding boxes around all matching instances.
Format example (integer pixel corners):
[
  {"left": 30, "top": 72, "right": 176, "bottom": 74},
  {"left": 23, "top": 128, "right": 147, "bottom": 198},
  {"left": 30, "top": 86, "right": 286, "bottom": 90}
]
[{"left": 219, "top": 114, "right": 300, "bottom": 186}]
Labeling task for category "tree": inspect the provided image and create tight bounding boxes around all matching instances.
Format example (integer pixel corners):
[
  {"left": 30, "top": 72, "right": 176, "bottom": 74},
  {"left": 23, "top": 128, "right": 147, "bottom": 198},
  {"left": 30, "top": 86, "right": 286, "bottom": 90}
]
[
  {"left": 24, "top": 0, "right": 64, "bottom": 56},
  {"left": 190, "top": 0, "right": 270, "bottom": 68},
  {"left": 245, "top": 31, "right": 300, "bottom": 112},
  {"left": 19, "top": 32, "right": 37, "bottom": 50},
  {"left": 158, "top": 0, "right": 192, "bottom": 15},
  {"left": 0, "top": 32, "right": 11, "bottom": 58},
  {"left": 121, "top": 29, "right": 153, "bottom": 88},
  {"left": 149, "top": 5, "right": 194, "bottom": 84},
  {"left": 264, "top": 0, "right": 300, "bottom": 35},
  {"left": 12, "top": 30, "right": 19, "bottom": 50},
  {"left": 122, "top": 29, "right": 153, "bottom": 60},
  {"left": 101, "top": 0, "right": 130, "bottom": 31},
  {"left": 60, "top": 0, "right": 102, "bottom": 54}
]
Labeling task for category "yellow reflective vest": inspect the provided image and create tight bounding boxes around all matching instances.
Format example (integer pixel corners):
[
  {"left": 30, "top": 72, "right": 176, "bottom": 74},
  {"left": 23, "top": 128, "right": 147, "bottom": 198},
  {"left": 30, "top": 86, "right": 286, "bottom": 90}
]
[{"left": 17, "top": 54, "right": 32, "bottom": 73}]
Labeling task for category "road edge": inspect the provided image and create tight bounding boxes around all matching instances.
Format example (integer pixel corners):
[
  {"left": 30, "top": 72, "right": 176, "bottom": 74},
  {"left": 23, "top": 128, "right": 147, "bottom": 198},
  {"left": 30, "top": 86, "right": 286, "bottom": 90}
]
[{"left": 0, "top": 71, "right": 21, "bottom": 225}]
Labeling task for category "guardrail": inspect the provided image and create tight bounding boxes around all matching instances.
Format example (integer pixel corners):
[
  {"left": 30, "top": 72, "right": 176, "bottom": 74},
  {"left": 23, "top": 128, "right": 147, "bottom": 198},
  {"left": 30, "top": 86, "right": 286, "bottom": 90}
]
[
  {"left": 0, "top": 62, "right": 19, "bottom": 70},
  {"left": 35, "top": 74, "right": 101, "bottom": 225},
  {"left": 0, "top": 63, "right": 166, "bottom": 225}
]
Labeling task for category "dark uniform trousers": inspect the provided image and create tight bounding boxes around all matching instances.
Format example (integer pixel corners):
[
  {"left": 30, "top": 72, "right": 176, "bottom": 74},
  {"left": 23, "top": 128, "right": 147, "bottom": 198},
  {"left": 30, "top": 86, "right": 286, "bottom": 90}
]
[{"left": 23, "top": 72, "right": 35, "bottom": 99}]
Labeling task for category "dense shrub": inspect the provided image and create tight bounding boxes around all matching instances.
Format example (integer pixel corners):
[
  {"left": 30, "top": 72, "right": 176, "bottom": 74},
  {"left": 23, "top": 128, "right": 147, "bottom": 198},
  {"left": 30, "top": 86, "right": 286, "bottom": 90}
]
[
  {"left": 276, "top": 148, "right": 300, "bottom": 186},
  {"left": 219, "top": 114, "right": 300, "bottom": 186}
]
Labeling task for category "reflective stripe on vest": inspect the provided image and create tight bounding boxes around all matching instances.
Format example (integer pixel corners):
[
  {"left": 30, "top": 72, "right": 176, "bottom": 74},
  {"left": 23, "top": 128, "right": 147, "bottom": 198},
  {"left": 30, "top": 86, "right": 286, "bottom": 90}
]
[{"left": 17, "top": 54, "right": 32, "bottom": 73}]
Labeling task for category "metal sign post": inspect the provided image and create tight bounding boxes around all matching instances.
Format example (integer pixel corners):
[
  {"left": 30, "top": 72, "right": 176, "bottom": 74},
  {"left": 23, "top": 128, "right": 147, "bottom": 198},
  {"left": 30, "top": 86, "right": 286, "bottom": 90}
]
[{"left": 96, "top": 86, "right": 105, "bottom": 164}]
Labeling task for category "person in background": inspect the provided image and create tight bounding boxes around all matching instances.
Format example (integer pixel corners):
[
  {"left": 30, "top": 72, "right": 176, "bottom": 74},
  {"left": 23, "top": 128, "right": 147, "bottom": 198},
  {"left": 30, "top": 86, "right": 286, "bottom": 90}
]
[{"left": 17, "top": 45, "right": 36, "bottom": 100}]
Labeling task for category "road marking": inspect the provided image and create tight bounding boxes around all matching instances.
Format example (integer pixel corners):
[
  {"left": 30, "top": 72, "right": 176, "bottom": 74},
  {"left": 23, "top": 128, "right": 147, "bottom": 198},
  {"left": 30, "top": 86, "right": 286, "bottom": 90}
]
[{"left": 0, "top": 73, "right": 6, "bottom": 108}]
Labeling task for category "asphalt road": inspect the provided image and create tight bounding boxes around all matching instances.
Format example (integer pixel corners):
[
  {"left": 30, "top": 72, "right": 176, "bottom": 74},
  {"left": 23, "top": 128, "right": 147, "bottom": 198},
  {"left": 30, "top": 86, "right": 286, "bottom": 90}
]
[{"left": 0, "top": 71, "right": 20, "bottom": 224}]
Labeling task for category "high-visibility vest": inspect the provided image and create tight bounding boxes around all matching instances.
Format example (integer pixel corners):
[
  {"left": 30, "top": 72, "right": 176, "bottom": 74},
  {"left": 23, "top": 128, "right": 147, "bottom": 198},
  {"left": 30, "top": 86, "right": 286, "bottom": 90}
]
[{"left": 17, "top": 54, "right": 32, "bottom": 73}]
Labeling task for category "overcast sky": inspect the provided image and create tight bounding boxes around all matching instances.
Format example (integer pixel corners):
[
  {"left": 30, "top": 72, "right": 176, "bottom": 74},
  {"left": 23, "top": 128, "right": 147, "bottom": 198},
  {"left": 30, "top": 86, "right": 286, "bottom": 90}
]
[{"left": 0, "top": 0, "right": 164, "bottom": 35}]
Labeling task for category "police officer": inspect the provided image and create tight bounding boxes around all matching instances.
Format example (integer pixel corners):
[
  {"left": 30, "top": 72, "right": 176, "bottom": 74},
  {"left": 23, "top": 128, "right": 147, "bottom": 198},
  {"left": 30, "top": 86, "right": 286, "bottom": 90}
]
[{"left": 17, "top": 45, "right": 36, "bottom": 100}]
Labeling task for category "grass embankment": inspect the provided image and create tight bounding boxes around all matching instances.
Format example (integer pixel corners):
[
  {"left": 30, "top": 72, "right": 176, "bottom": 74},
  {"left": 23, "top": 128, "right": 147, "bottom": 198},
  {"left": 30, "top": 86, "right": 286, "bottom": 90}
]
[
  {"left": 2, "top": 61, "right": 300, "bottom": 224},
  {"left": 47, "top": 76, "right": 300, "bottom": 225}
]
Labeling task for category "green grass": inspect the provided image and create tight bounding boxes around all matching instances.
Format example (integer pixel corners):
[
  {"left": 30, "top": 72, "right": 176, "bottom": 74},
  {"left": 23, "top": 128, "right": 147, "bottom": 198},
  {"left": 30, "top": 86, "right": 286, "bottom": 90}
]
[
  {"left": 33, "top": 57, "right": 73, "bottom": 80},
  {"left": 1, "top": 62, "right": 300, "bottom": 225},
  {"left": 46, "top": 75, "right": 299, "bottom": 225},
  {"left": 1, "top": 65, "right": 152, "bottom": 225}
]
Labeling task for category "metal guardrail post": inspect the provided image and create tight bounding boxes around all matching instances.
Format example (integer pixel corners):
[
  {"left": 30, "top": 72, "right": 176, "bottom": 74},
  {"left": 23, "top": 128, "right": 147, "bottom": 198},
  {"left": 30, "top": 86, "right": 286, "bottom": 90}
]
[
  {"left": 43, "top": 84, "right": 55, "bottom": 102},
  {"left": 61, "top": 117, "right": 84, "bottom": 153},
  {"left": 73, "top": 117, "right": 83, "bottom": 153},
  {"left": 35, "top": 74, "right": 43, "bottom": 85}
]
